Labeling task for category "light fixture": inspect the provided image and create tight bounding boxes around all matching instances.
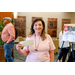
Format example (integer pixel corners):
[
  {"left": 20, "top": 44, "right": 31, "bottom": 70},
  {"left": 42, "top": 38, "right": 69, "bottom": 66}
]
[{"left": 14, "top": 12, "right": 18, "bottom": 19}]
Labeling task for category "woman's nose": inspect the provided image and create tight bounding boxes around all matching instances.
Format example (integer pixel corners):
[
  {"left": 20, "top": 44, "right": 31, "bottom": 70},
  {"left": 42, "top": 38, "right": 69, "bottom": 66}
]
[{"left": 37, "top": 25, "right": 40, "bottom": 28}]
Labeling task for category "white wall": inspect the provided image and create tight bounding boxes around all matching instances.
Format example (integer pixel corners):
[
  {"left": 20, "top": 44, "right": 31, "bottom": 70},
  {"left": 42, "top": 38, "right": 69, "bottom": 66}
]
[{"left": 18, "top": 12, "right": 73, "bottom": 38}]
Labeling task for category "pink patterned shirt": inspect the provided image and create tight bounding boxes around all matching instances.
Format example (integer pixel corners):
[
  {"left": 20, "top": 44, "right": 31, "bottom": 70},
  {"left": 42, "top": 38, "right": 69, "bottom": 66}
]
[
  {"left": 1, "top": 23, "right": 15, "bottom": 43},
  {"left": 23, "top": 34, "right": 55, "bottom": 62}
]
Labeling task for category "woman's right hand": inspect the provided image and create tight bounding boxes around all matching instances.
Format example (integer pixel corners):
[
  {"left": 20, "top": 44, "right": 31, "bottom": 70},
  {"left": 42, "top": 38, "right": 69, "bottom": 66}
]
[{"left": 16, "top": 43, "right": 22, "bottom": 51}]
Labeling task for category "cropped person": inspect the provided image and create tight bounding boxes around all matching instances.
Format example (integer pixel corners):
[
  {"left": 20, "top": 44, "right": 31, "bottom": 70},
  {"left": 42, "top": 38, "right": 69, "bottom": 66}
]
[
  {"left": 16, "top": 19, "right": 55, "bottom": 62},
  {"left": 1, "top": 17, "right": 15, "bottom": 62},
  {"left": 58, "top": 30, "right": 70, "bottom": 62}
]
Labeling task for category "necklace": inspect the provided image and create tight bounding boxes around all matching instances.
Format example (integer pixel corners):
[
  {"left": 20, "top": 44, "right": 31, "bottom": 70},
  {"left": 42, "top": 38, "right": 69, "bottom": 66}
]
[{"left": 35, "top": 34, "right": 40, "bottom": 51}]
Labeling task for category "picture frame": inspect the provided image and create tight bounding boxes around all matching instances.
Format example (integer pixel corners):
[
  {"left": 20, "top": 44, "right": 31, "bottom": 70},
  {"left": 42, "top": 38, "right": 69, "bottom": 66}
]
[
  {"left": 14, "top": 16, "right": 26, "bottom": 37},
  {"left": 47, "top": 18, "right": 57, "bottom": 37},
  {"left": 32, "top": 17, "right": 43, "bottom": 23},
  {"left": 62, "top": 19, "right": 71, "bottom": 31}
]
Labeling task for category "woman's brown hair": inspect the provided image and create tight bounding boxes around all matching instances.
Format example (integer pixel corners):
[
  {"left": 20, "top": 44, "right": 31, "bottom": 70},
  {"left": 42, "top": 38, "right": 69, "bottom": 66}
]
[{"left": 28, "top": 19, "right": 46, "bottom": 40}]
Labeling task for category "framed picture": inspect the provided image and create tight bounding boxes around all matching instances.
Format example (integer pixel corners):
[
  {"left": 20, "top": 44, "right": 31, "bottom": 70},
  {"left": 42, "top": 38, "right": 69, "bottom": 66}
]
[
  {"left": 14, "top": 16, "right": 26, "bottom": 37},
  {"left": 47, "top": 18, "right": 57, "bottom": 37},
  {"left": 32, "top": 17, "right": 43, "bottom": 23},
  {"left": 62, "top": 19, "right": 71, "bottom": 31}
]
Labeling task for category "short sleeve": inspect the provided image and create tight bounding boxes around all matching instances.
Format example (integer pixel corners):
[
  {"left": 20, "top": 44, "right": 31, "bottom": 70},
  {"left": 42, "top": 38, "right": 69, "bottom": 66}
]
[{"left": 47, "top": 34, "right": 56, "bottom": 51}]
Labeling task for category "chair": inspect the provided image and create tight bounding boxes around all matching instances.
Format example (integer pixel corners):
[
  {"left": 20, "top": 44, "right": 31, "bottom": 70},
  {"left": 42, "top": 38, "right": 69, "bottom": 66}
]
[{"left": 53, "top": 39, "right": 59, "bottom": 54}]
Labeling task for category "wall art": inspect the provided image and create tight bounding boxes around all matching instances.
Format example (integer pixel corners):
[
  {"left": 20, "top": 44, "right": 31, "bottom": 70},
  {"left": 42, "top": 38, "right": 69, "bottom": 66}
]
[
  {"left": 47, "top": 18, "right": 57, "bottom": 37},
  {"left": 14, "top": 16, "right": 26, "bottom": 37},
  {"left": 62, "top": 19, "right": 71, "bottom": 31},
  {"left": 32, "top": 17, "right": 43, "bottom": 23}
]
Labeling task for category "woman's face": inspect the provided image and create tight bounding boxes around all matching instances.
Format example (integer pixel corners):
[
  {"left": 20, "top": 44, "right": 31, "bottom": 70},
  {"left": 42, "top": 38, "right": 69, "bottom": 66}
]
[{"left": 33, "top": 21, "right": 43, "bottom": 34}]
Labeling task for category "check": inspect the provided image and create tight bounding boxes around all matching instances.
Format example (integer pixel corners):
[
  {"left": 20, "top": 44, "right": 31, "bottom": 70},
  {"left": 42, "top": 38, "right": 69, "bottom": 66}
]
[{"left": 19, "top": 40, "right": 34, "bottom": 46}]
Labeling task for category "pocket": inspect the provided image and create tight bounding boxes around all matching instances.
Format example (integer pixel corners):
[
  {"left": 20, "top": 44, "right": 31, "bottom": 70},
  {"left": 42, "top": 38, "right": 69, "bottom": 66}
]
[{"left": 10, "top": 42, "right": 14, "bottom": 48}]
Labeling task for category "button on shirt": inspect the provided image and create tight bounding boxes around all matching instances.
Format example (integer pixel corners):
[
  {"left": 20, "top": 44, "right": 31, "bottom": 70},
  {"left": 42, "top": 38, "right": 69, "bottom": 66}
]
[{"left": 1, "top": 23, "right": 15, "bottom": 43}]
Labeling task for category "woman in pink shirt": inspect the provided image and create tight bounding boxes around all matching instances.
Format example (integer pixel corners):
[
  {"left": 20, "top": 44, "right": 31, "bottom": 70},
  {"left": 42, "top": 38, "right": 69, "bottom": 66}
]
[{"left": 16, "top": 19, "right": 55, "bottom": 62}]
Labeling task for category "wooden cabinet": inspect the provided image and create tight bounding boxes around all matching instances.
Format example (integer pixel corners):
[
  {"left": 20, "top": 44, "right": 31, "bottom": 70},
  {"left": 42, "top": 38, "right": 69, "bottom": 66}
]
[
  {"left": 0, "top": 48, "right": 6, "bottom": 62},
  {"left": 0, "top": 48, "right": 14, "bottom": 62}
]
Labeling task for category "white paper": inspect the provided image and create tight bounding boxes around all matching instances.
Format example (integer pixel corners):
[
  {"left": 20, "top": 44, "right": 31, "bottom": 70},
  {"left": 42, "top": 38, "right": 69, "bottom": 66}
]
[{"left": 19, "top": 40, "right": 34, "bottom": 46}]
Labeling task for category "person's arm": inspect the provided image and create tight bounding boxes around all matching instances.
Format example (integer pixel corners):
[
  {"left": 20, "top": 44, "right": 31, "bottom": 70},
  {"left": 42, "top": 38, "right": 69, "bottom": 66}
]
[
  {"left": 16, "top": 43, "right": 30, "bottom": 56},
  {"left": 47, "top": 35, "right": 55, "bottom": 62},
  {"left": 6, "top": 25, "right": 15, "bottom": 43},
  {"left": 49, "top": 50, "right": 54, "bottom": 62}
]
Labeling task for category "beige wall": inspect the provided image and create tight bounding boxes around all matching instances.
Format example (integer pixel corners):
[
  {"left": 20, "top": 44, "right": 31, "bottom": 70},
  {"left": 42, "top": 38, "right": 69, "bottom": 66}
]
[
  {"left": 18, "top": 12, "right": 75, "bottom": 38},
  {"left": 71, "top": 12, "right": 75, "bottom": 23}
]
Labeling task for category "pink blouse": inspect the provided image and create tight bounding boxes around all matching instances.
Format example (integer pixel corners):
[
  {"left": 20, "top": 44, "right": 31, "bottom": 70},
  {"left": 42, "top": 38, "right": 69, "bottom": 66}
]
[{"left": 23, "top": 34, "right": 55, "bottom": 62}]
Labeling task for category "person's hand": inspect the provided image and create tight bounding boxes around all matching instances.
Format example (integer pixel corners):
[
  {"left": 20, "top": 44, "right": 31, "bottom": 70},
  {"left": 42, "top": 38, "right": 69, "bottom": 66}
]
[
  {"left": 6, "top": 41, "right": 9, "bottom": 44},
  {"left": 27, "top": 46, "right": 29, "bottom": 51},
  {"left": 26, "top": 46, "right": 30, "bottom": 55},
  {"left": 16, "top": 43, "right": 22, "bottom": 51}
]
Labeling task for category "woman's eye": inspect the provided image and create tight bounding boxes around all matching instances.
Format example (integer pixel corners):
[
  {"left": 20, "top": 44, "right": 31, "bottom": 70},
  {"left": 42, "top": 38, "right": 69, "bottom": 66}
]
[
  {"left": 34, "top": 24, "right": 37, "bottom": 26},
  {"left": 39, "top": 24, "right": 41, "bottom": 26}
]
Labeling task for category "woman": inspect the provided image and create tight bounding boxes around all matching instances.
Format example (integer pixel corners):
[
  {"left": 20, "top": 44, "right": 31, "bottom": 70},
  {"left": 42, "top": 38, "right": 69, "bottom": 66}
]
[{"left": 16, "top": 19, "right": 55, "bottom": 62}]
